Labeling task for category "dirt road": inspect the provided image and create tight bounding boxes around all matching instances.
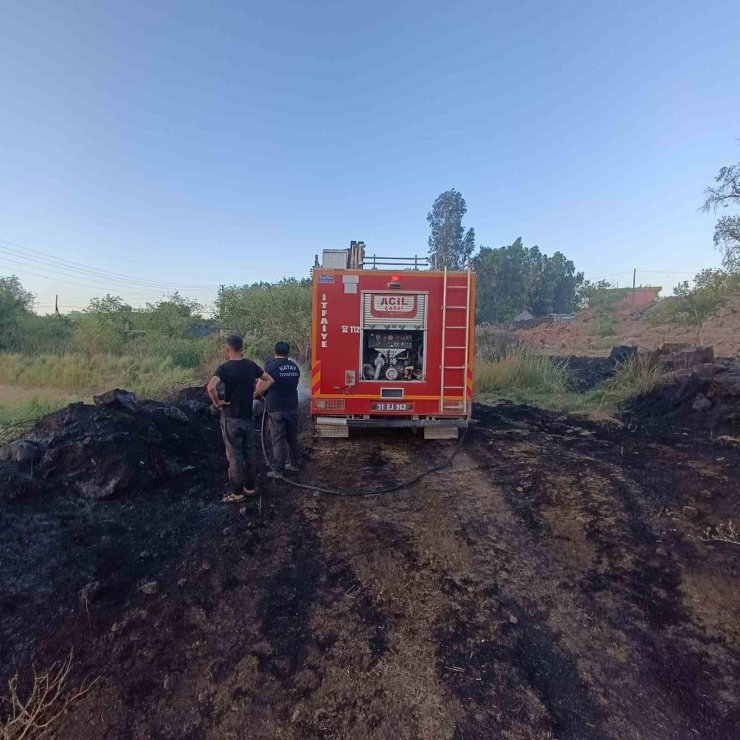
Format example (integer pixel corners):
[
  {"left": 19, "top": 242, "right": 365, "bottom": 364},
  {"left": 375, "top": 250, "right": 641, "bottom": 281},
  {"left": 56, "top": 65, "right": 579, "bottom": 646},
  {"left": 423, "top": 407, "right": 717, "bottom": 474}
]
[{"left": 3, "top": 402, "right": 739, "bottom": 739}]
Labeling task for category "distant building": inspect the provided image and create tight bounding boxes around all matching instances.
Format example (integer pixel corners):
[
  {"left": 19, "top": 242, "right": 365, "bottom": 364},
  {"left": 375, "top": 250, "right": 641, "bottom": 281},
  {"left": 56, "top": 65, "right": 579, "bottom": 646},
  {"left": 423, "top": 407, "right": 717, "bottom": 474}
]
[{"left": 613, "top": 286, "right": 662, "bottom": 309}]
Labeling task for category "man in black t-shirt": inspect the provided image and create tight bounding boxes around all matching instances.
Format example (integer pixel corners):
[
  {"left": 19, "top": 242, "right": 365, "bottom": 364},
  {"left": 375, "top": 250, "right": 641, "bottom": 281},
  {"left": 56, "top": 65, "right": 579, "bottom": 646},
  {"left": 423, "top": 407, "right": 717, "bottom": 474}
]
[
  {"left": 207, "top": 334, "right": 273, "bottom": 499},
  {"left": 256, "top": 341, "right": 301, "bottom": 475}
]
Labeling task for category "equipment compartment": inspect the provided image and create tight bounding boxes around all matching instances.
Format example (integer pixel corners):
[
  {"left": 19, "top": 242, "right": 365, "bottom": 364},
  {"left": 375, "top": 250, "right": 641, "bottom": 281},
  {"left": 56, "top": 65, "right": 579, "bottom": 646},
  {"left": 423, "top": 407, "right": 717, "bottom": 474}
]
[{"left": 361, "top": 329, "right": 425, "bottom": 381}]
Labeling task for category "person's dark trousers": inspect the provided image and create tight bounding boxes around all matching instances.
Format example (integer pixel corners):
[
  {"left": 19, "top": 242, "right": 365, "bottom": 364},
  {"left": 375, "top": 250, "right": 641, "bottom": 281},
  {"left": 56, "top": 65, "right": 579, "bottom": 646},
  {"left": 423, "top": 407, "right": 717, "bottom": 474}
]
[
  {"left": 220, "top": 414, "right": 256, "bottom": 491},
  {"left": 268, "top": 411, "right": 300, "bottom": 468}
]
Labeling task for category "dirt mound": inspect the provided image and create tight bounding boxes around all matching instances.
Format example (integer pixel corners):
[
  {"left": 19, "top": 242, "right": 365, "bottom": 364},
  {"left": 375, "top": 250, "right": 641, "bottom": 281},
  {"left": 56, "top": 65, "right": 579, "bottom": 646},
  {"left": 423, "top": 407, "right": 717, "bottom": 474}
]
[
  {"left": 0, "top": 391, "right": 212, "bottom": 502},
  {"left": 623, "top": 359, "right": 740, "bottom": 436},
  {"left": 515, "top": 297, "right": 740, "bottom": 357},
  {"left": 0, "top": 388, "right": 229, "bottom": 682}
]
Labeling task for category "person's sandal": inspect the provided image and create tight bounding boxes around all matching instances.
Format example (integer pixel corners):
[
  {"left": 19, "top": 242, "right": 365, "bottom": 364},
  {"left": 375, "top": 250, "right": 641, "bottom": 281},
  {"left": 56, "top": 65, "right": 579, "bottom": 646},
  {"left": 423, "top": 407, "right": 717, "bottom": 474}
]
[{"left": 222, "top": 493, "right": 245, "bottom": 503}]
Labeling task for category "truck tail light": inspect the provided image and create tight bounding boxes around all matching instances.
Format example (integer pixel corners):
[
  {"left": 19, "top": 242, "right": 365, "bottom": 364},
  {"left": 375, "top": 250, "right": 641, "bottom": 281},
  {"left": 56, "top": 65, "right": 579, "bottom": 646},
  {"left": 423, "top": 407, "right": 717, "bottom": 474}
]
[{"left": 314, "top": 398, "right": 345, "bottom": 411}]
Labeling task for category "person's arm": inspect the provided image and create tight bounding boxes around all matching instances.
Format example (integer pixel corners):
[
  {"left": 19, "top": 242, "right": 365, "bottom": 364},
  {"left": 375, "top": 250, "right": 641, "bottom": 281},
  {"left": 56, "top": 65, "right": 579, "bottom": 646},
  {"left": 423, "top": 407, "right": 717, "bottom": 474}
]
[
  {"left": 206, "top": 375, "right": 229, "bottom": 409},
  {"left": 254, "top": 372, "right": 274, "bottom": 399}
]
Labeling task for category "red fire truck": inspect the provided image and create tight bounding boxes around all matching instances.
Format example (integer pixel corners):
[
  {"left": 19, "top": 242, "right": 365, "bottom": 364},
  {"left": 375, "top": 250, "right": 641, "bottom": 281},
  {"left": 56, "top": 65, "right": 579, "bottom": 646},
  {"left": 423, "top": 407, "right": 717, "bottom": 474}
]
[{"left": 310, "top": 242, "right": 475, "bottom": 439}]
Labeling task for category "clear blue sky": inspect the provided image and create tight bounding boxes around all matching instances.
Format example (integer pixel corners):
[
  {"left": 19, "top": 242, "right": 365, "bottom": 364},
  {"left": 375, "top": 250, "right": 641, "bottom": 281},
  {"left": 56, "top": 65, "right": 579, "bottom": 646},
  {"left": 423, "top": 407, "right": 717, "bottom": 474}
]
[{"left": 1, "top": 0, "right": 738, "bottom": 313}]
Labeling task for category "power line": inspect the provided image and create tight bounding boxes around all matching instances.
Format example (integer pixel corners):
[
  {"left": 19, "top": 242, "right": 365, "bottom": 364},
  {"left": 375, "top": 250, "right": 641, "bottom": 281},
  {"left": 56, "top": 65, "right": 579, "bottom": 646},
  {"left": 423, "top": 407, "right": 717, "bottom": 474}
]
[
  {"left": 0, "top": 249, "right": 219, "bottom": 295},
  {"left": 0, "top": 239, "right": 220, "bottom": 290},
  {"left": 0, "top": 258, "right": 218, "bottom": 299}
]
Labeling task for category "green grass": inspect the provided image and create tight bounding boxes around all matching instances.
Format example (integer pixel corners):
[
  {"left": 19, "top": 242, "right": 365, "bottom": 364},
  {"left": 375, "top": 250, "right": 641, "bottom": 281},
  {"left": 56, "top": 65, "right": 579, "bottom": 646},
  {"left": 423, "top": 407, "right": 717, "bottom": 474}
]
[
  {"left": 0, "top": 397, "right": 69, "bottom": 426},
  {"left": 585, "top": 355, "right": 666, "bottom": 411},
  {"left": 474, "top": 347, "right": 572, "bottom": 406},
  {"left": 474, "top": 348, "right": 667, "bottom": 419},
  {"left": 591, "top": 316, "right": 617, "bottom": 337},
  {"left": 0, "top": 352, "right": 196, "bottom": 398},
  {"left": 0, "top": 397, "right": 73, "bottom": 442}
]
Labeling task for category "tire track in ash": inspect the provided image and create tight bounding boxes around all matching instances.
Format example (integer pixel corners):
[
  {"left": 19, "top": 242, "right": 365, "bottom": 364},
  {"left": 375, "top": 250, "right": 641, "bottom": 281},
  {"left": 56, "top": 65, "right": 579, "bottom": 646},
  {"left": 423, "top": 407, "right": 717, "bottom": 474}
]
[
  {"left": 461, "top": 409, "right": 739, "bottom": 739},
  {"left": 298, "top": 429, "right": 608, "bottom": 738},
  {"left": 292, "top": 430, "right": 482, "bottom": 738},
  {"left": 415, "top": 441, "right": 606, "bottom": 739}
]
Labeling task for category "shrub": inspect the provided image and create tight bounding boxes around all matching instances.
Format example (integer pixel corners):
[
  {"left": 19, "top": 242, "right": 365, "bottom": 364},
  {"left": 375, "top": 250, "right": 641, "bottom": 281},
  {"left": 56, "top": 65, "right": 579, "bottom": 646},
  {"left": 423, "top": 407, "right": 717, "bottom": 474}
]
[
  {"left": 475, "top": 346, "right": 570, "bottom": 398},
  {"left": 591, "top": 316, "right": 617, "bottom": 337}
]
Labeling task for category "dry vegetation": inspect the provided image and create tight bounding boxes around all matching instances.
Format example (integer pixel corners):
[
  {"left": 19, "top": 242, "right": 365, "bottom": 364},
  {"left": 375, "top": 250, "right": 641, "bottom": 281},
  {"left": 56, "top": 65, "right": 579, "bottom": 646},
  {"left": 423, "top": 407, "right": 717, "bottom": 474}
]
[
  {"left": 700, "top": 520, "right": 739, "bottom": 545},
  {"left": 0, "top": 653, "right": 96, "bottom": 740}
]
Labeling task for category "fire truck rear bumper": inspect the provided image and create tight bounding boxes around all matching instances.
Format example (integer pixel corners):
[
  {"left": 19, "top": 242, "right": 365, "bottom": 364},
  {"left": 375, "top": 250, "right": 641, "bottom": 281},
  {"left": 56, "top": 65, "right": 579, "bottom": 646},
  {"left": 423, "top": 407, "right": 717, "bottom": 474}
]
[
  {"left": 314, "top": 416, "right": 469, "bottom": 438},
  {"left": 316, "top": 415, "right": 467, "bottom": 427}
]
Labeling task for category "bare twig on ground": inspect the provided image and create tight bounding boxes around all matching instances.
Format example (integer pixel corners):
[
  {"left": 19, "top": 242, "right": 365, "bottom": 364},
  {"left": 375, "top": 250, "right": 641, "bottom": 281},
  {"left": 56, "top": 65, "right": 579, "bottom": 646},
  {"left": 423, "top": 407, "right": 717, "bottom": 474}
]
[
  {"left": 0, "top": 651, "right": 98, "bottom": 740},
  {"left": 699, "top": 520, "right": 739, "bottom": 545}
]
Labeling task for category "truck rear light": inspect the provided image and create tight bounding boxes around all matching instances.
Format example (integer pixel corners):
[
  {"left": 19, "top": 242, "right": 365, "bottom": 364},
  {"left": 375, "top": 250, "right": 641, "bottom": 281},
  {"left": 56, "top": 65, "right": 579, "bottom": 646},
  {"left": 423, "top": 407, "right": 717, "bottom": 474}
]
[{"left": 314, "top": 398, "right": 345, "bottom": 411}]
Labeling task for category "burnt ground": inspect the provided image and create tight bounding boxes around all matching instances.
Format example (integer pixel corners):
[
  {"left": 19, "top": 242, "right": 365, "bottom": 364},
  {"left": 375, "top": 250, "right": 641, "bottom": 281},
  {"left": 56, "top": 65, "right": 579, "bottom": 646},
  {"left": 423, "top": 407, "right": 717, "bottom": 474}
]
[
  {"left": 555, "top": 356, "right": 617, "bottom": 392},
  {"left": 1, "top": 399, "right": 739, "bottom": 739}
]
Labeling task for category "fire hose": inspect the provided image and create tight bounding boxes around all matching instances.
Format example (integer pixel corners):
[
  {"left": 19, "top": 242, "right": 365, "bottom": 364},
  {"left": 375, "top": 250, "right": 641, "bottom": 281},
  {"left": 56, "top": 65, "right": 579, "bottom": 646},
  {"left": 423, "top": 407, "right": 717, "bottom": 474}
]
[{"left": 259, "top": 405, "right": 467, "bottom": 497}]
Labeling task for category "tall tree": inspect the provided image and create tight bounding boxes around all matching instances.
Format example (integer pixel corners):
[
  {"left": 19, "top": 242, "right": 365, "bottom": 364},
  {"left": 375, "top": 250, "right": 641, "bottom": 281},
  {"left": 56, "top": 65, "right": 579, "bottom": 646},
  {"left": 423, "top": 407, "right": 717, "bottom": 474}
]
[
  {"left": 0, "top": 275, "right": 34, "bottom": 348},
  {"left": 535, "top": 251, "right": 583, "bottom": 314},
  {"left": 427, "top": 189, "right": 476, "bottom": 270},
  {"left": 473, "top": 238, "right": 532, "bottom": 322},
  {"left": 702, "top": 155, "right": 740, "bottom": 270}
]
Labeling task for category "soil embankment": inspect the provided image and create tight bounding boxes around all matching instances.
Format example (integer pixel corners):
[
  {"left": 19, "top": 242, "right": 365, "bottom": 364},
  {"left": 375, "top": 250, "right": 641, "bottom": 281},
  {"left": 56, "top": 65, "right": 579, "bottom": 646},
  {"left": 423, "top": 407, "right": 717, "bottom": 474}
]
[{"left": 516, "top": 298, "right": 740, "bottom": 357}]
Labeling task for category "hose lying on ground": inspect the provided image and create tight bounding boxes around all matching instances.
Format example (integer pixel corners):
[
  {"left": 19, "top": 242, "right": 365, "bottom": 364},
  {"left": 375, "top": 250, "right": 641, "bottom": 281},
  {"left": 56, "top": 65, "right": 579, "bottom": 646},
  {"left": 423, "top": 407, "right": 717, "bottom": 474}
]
[{"left": 259, "top": 406, "right": 467, "bottom": 497}]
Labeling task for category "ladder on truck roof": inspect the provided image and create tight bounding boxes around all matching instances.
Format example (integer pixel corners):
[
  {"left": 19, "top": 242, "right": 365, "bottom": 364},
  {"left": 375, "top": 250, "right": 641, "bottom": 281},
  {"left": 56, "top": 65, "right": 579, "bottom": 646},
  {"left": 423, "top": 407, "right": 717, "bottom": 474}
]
[{"left": 439, "top": 266, "right": 472, "bottom": 415}]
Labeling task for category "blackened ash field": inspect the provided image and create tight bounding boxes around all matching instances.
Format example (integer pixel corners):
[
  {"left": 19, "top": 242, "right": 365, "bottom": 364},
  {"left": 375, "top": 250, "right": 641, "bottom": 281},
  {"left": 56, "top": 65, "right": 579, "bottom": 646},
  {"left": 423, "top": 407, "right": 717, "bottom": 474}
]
[{"left": 0, "top": 392, "right": 738, "bottom": 739}]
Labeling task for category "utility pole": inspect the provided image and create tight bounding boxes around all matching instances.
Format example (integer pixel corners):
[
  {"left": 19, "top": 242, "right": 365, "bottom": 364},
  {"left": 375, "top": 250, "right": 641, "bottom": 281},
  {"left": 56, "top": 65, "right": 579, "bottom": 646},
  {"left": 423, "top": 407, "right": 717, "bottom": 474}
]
[
  {"left": 632, "top": 269, "right": 636, "bottom": 306},
  {"left": 54, "top": 295, "right": 60, "bottom": 317}
]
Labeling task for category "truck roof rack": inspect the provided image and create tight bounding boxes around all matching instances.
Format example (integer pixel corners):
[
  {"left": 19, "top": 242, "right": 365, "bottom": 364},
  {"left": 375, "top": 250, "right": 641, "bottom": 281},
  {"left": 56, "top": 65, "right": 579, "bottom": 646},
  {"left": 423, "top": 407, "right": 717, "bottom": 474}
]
[{"left": 319, "top": 241, "right": 430, "bottom": 270}]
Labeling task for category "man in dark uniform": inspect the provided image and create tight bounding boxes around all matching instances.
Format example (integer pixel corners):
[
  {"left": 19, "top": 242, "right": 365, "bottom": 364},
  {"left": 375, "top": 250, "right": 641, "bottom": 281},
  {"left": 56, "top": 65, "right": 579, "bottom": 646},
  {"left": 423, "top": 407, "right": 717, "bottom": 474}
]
[
  {"left": 207, "top": 334, "right": 273, "bottom": 500},
  {"left": 257, "top": 341, "right": 301, "bottom": 475}
]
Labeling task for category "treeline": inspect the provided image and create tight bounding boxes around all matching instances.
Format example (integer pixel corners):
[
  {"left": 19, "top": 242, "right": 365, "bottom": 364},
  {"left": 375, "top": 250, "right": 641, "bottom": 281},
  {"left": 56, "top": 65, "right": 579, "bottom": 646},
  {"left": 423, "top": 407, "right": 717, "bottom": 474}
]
[
  {"left": 0, "top": 275, "right": 313, "bottom": 366},
  {"left": 218, "top": 278, "right": 311, "bottom": 362},
  {"left": 473, "top": 238, "right": 583, "bottom": 323}
]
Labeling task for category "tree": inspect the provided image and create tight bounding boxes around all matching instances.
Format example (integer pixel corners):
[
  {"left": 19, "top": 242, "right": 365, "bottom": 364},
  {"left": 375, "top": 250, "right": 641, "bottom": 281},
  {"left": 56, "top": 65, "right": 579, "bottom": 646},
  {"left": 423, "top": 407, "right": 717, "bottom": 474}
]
[
  {"left": 75, "top": 294, "right": 133, "bottom": 353},
  {"left": 0, "top": 275, "right": 34, "bottom": 348},
  {"left": 218, "top": 279, "right": 312, "bottom": 363},
  {"left": 649, "top": 268, "right": 739, "bottom": 344},
  {"left": 473, "top": 239, "right": 583, "bottom": 323},
  {"left": 427, "top": 189, "right": 476, "bottom": 270},
  {"left": 702, "top": 156, "right": 740, "bottom": 270},
  {"left": 530, "top": 251, "right": 583, "bottom": 315},
  {"left": 473, "top": 239, "right": 532, "bottom": 323},
  {"left": 139, "top": 292, "right": 204, "bottom": 338},
  {"left": 577, "top": 280, "right": 627, "bottom": 315}
]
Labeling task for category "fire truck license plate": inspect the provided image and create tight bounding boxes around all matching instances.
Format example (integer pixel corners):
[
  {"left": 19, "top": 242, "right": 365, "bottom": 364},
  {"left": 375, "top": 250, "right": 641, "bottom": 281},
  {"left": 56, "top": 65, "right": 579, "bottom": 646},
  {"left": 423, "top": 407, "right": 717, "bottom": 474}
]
[{"left": 371, "top": 402, "right": 413, "bottom": 412}]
